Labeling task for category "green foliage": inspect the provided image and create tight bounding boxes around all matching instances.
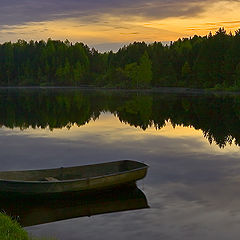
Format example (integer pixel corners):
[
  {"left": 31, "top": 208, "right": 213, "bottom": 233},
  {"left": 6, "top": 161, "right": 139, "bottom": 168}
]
[
  {"left": 0, "top": 39, "right": 92, "bottom": 86},
  {"left": 235, "top": 62, "right": 240, "bottom": 87},
  {"left": 182, "top": 61, "right": 191, "bottom": 78},
  {"left": 121, "top": 52, "right": 152, "bottom": 88},
  {"left": 181, "top": 61, "right": 192, "bottom": 86},
  {"left": 0, "top": 213, "right": 28, "bottom": 240},
  {"left": 1, "top": 28, "right": 240, "bottom": 89},
  {"left": 0, "top": 213, "right": 56, "bottom": 240},
  {"left": 124, "top": 62, "right": 139, "bottom": 88},
  {"left": 138, "top": 51, "right": 152, "bottom": 88}
]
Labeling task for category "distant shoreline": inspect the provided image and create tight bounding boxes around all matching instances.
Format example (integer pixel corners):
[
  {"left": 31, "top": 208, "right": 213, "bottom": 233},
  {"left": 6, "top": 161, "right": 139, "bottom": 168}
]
[
  {"left": 0, "top": 86, "right": 240, "bottom": 95},
  {"left": 1, "top": 32, "right": 240, "bottom": 91}
]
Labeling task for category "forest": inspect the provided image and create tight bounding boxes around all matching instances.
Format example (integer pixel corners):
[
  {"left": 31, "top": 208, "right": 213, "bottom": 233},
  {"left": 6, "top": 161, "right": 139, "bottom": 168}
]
[{"left": 0, "top": 27, "right": 240, "bottom": 89}]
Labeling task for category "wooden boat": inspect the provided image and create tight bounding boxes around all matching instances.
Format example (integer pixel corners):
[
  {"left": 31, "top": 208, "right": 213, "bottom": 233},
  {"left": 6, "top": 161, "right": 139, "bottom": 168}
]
[
  {"left": 0, "top": 186, "right": 149, "bottom": 227},
  {"left": 0, "top": 160, "right": 148, "bottom": 195}
]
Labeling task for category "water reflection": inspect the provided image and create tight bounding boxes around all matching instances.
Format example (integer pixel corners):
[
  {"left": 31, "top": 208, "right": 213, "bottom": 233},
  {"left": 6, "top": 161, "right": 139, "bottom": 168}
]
[
  {"left": 1, "top": 89, "right": 240, "bottom": 239},
  {"left": 1, "top": 88, "right": 240, "bottom": 148},
  {"left": 0, "top": 186, "right": 148, "bottom": 227}
]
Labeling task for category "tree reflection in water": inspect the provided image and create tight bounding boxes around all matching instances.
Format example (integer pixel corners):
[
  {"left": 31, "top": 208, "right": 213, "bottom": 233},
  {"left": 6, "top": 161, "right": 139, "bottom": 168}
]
[{"left": 0, "top": 88, "right": 240, "bottom": 148}]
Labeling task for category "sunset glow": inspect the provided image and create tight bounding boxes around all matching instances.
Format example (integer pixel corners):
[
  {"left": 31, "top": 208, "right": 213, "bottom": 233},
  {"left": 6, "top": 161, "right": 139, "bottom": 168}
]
[{"left": 0, "top": 0, "right": 240, "bottom": 51}]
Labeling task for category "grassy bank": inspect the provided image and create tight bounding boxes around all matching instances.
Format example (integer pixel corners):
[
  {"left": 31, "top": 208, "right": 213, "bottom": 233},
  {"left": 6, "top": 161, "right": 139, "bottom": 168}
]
[{"left": 0, "top": 213, "right": 55, "bottom": 240}]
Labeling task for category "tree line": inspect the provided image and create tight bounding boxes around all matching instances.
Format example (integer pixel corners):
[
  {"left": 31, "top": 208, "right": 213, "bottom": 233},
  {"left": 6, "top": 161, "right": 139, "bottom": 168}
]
[{"left": 1, "top": 28, "right": 240, "bottom": 89}]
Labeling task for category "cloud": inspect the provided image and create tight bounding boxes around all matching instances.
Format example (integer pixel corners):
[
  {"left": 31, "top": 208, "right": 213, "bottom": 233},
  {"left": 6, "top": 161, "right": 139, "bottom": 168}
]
[
  {"left": 0, "top": 0, "right": 232, "bottom": 28},
  {"left": 1, "top": 0, "right": 240, "bottom": 49}
]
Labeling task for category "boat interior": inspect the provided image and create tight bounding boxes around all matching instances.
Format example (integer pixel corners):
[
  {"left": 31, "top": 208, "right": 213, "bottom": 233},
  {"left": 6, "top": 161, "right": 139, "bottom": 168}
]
[{"left": 0, "top": 160, "right": 147, "bottom": 182}]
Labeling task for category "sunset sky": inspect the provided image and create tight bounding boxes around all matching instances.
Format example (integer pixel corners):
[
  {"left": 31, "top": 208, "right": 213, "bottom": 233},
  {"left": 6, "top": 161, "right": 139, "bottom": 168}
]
[{"left": 1, "top": 0, "right": 240, "bottom": 51}]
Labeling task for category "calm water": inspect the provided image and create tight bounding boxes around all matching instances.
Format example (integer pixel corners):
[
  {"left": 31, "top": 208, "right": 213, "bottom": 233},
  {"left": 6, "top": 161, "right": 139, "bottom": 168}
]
[{"left": 1, "top": 88, "right": 240, "bottom": 240}]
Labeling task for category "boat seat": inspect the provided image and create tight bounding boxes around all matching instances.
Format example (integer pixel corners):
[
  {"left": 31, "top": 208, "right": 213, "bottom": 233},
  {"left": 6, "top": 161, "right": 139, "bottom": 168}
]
[{"left": 45, "top": 177, "right": 60, "bottom": 182}]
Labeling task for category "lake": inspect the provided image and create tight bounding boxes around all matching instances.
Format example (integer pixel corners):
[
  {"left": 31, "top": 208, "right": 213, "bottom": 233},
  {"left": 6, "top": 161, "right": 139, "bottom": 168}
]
[{"left": 1, "top": 88, "right": 240, "bottom": 240}]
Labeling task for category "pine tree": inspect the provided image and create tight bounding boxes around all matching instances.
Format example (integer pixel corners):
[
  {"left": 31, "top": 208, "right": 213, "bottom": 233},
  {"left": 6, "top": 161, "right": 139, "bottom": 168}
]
[
  {"left": 138, "top": 51, "right": 152, "bottom": 88},
  {"left": 235, "top": 62, "right": 240, "bottom": 87},
  {"left": 124, "top": 62, "right": 139, "bottom": 88},
  {"left": 181, "top": 61, "right": 192, "bottom": 86},
  {"left": 73, "top": 62, "right": 84, "bottom": 85}
]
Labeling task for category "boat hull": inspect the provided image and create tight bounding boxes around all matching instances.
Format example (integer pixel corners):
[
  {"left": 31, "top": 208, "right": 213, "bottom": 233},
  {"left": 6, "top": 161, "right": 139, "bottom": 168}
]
[{"left": 0, "top": 160, "right": 148, "bottom": 195}]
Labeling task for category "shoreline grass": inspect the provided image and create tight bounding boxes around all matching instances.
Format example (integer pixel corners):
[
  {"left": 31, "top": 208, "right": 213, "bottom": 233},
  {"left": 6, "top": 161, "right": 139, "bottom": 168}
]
[{"left": 0, "top": 213, "right": 56, "bottom": 240}]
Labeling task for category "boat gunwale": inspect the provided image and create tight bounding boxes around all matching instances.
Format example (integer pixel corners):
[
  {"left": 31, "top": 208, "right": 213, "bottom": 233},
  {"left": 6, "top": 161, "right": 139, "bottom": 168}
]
[{"left": 0, "top": 160, "right": 149, "bottom": 184}]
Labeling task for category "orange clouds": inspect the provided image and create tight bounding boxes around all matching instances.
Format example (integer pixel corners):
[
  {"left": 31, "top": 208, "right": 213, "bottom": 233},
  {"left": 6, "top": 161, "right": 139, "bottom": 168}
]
[{"left": 0, "top": 0, "right": 240, "bottom": 50}]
